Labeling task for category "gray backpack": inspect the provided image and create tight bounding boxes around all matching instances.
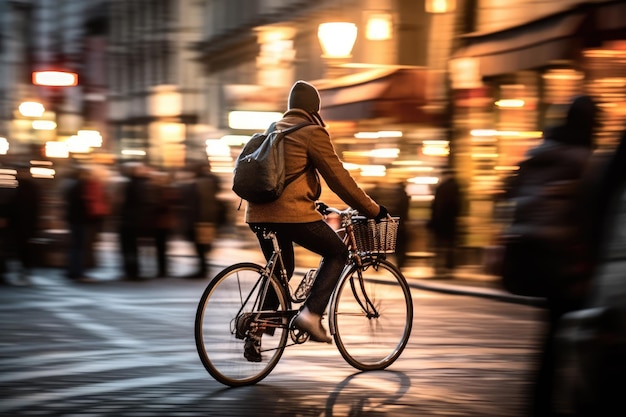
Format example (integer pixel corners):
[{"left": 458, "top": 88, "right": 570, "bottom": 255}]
[{"left": 232, "top": 122, "right": 311, "bottom": 204}]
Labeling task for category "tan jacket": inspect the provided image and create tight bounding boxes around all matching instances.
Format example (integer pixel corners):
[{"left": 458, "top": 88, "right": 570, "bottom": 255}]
[{"left": 245, "top": 109, "right": 380, "bottom": 223}]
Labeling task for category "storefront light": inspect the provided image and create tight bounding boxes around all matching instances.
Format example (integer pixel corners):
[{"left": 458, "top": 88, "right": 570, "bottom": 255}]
[
  {"left": 366, "top": 13, "right": 392, "bottom": 41},
  {"left": 45, "top": 141, "right": 69, "bottom": 158},
  {"left": 19, "top": 101, "right": 45, "bottom": 117},
  {"left": 425, "top": 0, "right": 456, "bottom": 13}
]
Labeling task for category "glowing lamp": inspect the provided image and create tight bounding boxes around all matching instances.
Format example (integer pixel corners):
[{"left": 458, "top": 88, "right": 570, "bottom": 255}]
[
  {"left": 32, "top": 71, "right": 78, "bottom": 87},
  {"left": 318, "top": 22, "right": 357, "bottom": 58}
]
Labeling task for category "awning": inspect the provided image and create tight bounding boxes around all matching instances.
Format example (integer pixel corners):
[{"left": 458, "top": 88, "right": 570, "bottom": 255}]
[
  {"left": 452, "top": 0, "right": 626, "bottom": 78},
  {"left": 317, "top": 68, "right": 438, "bottom": 123}
]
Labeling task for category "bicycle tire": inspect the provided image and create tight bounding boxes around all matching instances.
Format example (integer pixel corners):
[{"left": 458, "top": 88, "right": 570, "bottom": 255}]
[
  {"left": 329, "top": 258, "right": 413, "bottom": 371},
  {"left": 195, "top": 262, "right": 289, "bottom": 386}
]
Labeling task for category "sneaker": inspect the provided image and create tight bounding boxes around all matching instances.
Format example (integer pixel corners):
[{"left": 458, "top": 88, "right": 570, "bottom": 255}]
[
  {"left": 244, "top": 334, "right": 262, "bottom": 362},
  {"left": 292, "top": 306, "right": 332, "bottom": 344}
]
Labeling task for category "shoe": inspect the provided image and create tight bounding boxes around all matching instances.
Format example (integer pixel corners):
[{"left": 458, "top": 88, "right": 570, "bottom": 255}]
[
  {"left": 293, "top": 306, "right": 332, "bottom": 344},
  {"left": 244, "top": 334, "right": 262, "bottom": 362}
]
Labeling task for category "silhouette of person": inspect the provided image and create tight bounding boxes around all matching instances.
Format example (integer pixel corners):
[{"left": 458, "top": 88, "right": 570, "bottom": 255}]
[
  {"left": 505, "top": 95, "right": 599, "bottom": 417},
  {"left": 428, "top": 168, "right": 462, "bottom": 276}
]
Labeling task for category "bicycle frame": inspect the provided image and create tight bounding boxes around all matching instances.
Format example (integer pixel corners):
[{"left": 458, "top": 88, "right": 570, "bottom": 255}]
[{"left": 248, "top": 209, "right": 392, "bottom": 338}]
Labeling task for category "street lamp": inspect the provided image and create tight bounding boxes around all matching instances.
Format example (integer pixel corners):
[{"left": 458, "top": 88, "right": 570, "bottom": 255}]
[{"left": 317, "top": 22, "right": 357, "bottom": 59}]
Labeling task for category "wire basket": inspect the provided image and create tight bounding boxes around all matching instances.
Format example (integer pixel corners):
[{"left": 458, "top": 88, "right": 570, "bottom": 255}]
[{"left": 351, "top": 217, "right": 399, "bottom": 254}]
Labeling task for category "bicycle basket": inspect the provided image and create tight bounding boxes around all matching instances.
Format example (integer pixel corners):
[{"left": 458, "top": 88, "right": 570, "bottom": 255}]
[{"left": 351, "top": 217, "right": 399, "bottom": 254}]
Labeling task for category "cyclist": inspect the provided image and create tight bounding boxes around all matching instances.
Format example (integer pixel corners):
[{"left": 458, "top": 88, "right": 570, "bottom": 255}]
[{"left": 245, "top": 80, "right": 388, "bottom": 361}]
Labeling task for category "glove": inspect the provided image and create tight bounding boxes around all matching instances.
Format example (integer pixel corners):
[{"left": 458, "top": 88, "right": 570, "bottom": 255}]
[
  {"left": 374, "top": 205, "right": 389, "bottom": 223},
  {"left": 315, "top": 201, "right": 329, "bottom": 215}
]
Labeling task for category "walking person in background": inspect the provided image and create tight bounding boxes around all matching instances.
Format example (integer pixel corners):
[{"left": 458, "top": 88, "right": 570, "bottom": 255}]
[
  {"left": 181, "top": 161, "right": 222, "bottom": 279},
  {"left": 118, "top": 163, "right": 156, "bottom": 281},
  {"left": 503, "top": 95, "right": 599, "bottom": 417},
  {"left": 8, "top": 164, "right": 42, "bottom": 285},
  {"left": 428, "top": 168, "right": 462, "bottom": 277},
  {"left": 64, "top": 164, "right": 111, "bottom": 282},
  {"left": 152, "top": 171, "right": 179, "bottom": 278}
]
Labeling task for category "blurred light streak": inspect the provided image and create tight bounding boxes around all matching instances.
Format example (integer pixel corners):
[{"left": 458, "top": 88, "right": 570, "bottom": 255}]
[
  {"left": 354, "top": 130, "right": 403, "bottom": 139},
  {"left": 220, "top": 135, "right": 250, "bottom": 146},
  {"left": 121, "top": 149, "right": 146, "bottom": 156},
  {"left": 32, "top": 71, "right": 78, "bottom": 87},
  {"left": 495, "top": 99, "right": 525, "bottom": 108},
  {"left": 360, "top": 165, "right": 386, "bottom": 177},
  {"left": 408, "top": 176, "right": 439, "bottom": 185},
  {"left": 32, "top": 120, "right": 56, "bottom": 130},
  {"left": 228, "top": 111, "right": 282, "bottom": 130},
  {"left": 30, "top": 167, "right": 55, "bottom": 179}
]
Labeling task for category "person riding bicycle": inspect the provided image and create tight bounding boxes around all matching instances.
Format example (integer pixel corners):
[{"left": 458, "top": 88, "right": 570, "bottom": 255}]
[{"left": 245, "top": 80, "right": 388, "bottom": 360}]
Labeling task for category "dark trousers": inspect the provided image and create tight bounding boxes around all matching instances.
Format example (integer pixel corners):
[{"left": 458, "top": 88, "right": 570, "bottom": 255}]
[
  {"left": 250, "top": 221, "right": 348, "bottom": 315},
  {"left": 119, "top": 226, "right": 139, "bottom": 279},
  {"left": 67, "top": 222, "right": 88, "bottom": 279},
  {"left": 154, "top": 228, "right": 169, "bottom": 277}
]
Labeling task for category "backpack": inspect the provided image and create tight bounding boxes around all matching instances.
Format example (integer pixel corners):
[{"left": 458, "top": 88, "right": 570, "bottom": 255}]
[{"left": 232, "top": 121, "right": 311, "bottom": 204}]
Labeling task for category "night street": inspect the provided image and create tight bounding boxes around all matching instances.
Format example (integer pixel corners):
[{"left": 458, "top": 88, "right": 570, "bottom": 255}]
[{"left": 0, "top": 240, "right": 545, "bottom": 417}]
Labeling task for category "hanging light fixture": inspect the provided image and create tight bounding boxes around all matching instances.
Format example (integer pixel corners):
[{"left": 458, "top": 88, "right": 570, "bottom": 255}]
[{"left": 318, "top": 22, "right": 358, "bottom": 58}]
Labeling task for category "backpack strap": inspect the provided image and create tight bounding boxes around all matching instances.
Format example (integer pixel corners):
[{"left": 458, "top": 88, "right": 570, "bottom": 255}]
[{"left": 279, "top": 122, "right": 314, "bottom": 186}]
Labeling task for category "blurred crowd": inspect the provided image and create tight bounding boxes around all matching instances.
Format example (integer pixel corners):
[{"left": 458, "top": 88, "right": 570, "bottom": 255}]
[{"left": 0, "top": 159, "right": 226, "bottom": 285}]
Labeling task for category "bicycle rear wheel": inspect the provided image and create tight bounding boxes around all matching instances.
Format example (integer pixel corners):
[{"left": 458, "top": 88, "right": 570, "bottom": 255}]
[
  {"left": 330, "top": 258, "right": 413, "bottom": 371},
  {"left": 195, "top": 262, "right": 289, "bottom": 386}
]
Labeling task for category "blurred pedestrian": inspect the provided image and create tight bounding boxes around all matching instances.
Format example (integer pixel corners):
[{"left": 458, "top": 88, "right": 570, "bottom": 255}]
[
  {"left": 179, "top": 161, "right": 222, "bottom": 279},
  {"left": 0, "top": 173, "right": 16, "bottom": 284},
  {"left": 118, "top": 163, "right": 157, "bottom": 280},
  {"left": 504, "top": 95, "right": 599, "bottom": 417},
  {"left": 7, "top": 164, "right": 42, "bottom": 285},
  {"left": 63, "top": 165, "right": 110, "bottom": 282},
  {"left": 427, "top": 168, "right": 462, "bottom": 276},
  {"left": 152, "top": 171, "right": 179, "bottom": 278},
  {"left": 552, "top": 125, "right": 626, "bottom": 417}
]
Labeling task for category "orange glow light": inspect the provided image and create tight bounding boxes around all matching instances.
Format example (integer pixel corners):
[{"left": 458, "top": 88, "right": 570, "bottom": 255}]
[{"left": 32, "top": 71, "right": 78, "bottom": 87}]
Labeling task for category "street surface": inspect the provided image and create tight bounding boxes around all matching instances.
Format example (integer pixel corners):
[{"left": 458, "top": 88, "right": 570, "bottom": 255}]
[{"left": 0, "top": 245, "right": 545, "bottom": 417}]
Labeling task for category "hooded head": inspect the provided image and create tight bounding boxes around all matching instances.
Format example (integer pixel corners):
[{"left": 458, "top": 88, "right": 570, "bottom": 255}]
[
  {"left": 288, "top": 80, "right": 326, "bottom": 126},
  {"left": 548, "top": 95, "right": 599, "bottom": 148}
]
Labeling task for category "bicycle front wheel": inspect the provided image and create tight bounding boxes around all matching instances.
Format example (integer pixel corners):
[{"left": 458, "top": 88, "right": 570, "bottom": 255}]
[
  {"left": 195, "top": 262, "right": 289, "bottom": 386},
  {"left": 330, "top": 258, "right": 413, "bottom": 371}
]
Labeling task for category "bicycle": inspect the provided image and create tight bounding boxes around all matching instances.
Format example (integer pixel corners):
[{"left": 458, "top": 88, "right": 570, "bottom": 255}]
[{"left": 194, "top": 206, "right": 413, "bottom": 386}]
